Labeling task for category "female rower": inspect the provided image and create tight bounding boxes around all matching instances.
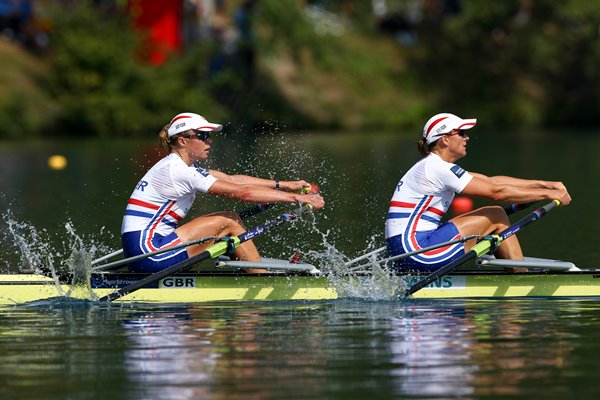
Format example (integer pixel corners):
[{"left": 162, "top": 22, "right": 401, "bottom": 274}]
[
  {"left": 121, "top": 112, "right": 324, "bottom": 273},
  {"left": 385, "top": 112, "right": 571, "bottom": 272}
]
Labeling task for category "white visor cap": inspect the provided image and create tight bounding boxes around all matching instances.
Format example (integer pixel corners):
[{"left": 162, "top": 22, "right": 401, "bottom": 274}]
[
  {"left": 167, "top": 112, "right": 223, "bottom": 138},
  {"left": 422, "top": 113, "right": 477, "bottom": 144}
]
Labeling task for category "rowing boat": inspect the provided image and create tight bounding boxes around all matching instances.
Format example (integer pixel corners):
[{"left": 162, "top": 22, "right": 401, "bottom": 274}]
[
  {"left": 2, "top": 266, "right": 600, "bottom": 304},
  {"left": 2, "top": 201, "right": 576, "bottom": 304}
]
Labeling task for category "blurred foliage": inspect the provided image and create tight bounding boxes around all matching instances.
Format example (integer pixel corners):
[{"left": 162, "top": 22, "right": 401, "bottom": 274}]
[
  {"left": 0, "top": 41, "right": 53, "bottom": 138},
  {"left": 45, "top": 3, "right": 228, "bottom": 137},
  {"left": 255, "top": 0, "right": 600, "bottom": 130},
  {"left": 405, "top": 0, "right": 600, "bottom": 128},
  {"left": 1, "top": 0, "right": 599, "bottom": 138},
  {"left": 255, "top": 0, "right": 427, "bottom": 130},
  {"left": 257, "top": 0, "right": 343, "bottom": 68}
]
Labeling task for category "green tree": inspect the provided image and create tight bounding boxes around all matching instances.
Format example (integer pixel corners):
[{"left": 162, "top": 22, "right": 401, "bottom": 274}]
[
  {"left": 407, "top": 0, "right": 600, "bottom": 127},
  {"left": 47, "top": 4, "right": 227, "bottom": 137}
]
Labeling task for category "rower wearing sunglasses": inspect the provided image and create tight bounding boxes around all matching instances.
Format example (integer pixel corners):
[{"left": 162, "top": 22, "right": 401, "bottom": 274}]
[
  {"left": 385, "top": 112, "right": 571, "bottom": 273},
  {"left": 121, "top": 112, "right": 324, "bottom": 273}
]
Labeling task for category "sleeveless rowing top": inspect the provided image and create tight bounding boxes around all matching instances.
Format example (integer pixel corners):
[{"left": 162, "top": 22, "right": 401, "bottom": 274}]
[
  {"left": 121, "top": 153, "right": 217, "bottom": 235},
  {"left": 385, "top": 153, "right": 473, "bottom": 239}
]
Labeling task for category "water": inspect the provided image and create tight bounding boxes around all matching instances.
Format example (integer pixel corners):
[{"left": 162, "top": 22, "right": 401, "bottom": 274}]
[
  {"left": 1, "top": 130, "right": 600, "bottom": 399},
  {"left": 2, "top": 299, "right": 600, "bottom": 399},
  {"left": 2, "top": 130, "right": 600, "bottom": 271}
]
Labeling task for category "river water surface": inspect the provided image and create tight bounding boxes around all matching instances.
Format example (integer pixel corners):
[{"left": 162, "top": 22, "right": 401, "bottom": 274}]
[{"left": 1, "top": 130, "right": 600, "bottom": 399}]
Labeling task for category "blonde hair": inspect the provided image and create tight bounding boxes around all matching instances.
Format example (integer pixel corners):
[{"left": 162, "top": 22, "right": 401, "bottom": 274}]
[{"left": 159, "top": 124, "right": 188, "bottom": 153}]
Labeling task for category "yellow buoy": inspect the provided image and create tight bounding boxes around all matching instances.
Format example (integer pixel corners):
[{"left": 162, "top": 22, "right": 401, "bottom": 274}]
[{"left": 48, "top": 155, "right": 68, "bottom": 170}]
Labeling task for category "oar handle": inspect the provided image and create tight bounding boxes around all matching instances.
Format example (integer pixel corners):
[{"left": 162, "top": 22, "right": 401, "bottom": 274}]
[
  {"left": 234, "top": 183, "right": 314, "bottom": 219},
  {"left": 238, "top": 203, "right": 274, "bottom": 219},
  {"left": 404, "top": 200, "right": 560, "bottom": 297},
  {"left": 504, "top": 202, "right": 535, "bottom": 215}
]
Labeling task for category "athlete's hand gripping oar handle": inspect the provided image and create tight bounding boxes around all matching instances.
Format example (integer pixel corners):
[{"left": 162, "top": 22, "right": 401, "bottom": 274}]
[
  {"left": 98, "top": 205, "right": 313, "bottom": 302},
  {"left": 404, "top": 200, "right": 560, "bottom": 298},
  {"left": 236, "top": 184, "right": 314, "bottom": 219}
]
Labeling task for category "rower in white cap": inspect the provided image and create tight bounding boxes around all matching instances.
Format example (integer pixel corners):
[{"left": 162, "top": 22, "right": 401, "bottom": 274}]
[
  {"left": 121, "top": 112, "right": 324, "bottom": 273},
  {"left": 384, "top": 112, "right": 571, "bottom": 273}
]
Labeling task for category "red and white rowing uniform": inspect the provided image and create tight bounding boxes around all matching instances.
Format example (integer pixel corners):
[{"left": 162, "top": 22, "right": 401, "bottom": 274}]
[
  {"left": 121, "top": 153, "right": 217, "bottom": 272},
  {"left": 385, "top": 153, "right": 473, "bottom": 271}
]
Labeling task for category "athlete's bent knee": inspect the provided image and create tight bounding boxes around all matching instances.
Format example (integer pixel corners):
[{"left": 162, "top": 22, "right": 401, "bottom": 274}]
[{"left": 482, "top": 206, "right": 509, "bottom": 224}]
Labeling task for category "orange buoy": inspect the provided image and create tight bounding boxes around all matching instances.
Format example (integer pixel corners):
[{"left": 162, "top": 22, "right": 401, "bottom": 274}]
[{"left": 451, "top": 196, "right": 474, "bottom": 215}]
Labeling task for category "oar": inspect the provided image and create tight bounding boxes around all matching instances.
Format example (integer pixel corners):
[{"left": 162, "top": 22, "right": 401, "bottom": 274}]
[
  {"left": 91, "top": 236, "right": 218, "bottom": 272},
  {"left": 98, "top": 205, "right": 312, "bottom": 302},
  {"left": 344, "top": 202, "right": 536, "bottom": 267},
  {"left": 91, "top": 249, "right": 124, "bottom": 266},
  {"left": 404, "top": 199, "right": 560, "bottom": 297},
  {"left": 238, "top": 203, "right": 274, "bottom": 219},
  {"left": 504, "top": 202, "right": 535, "bottom": 214},
  {"left": 91, "top": 203, "right": 276, "bottom": 267},
  {"left": 350, "top": 234, "right": 480, "bottom": 271}
]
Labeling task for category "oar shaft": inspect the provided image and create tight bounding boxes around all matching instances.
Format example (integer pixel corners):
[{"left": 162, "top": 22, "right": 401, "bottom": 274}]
[
  {"left": 346, "top": 203, "right": 532, "bottom": 268},
  {"left": 91, "top": 236, "right": 217, "bottom": 272},
  {"left": 375, "top": 234, "right": 480, "bottom": 266},
  {"left": 91, "top": 249, "right": 123, "bottom": 265},
  {"left": 497, "top": 200, "right": 559, "bottom": 242},
  {"left": 345, "top": 246, "right": 387, "bottom": 266},
  {"left": 404, "top": 200, "right": 560, "bottom": 297},
  {"left": 91, "top": 203, "right": 275, "bottom": 268},
  {"left": 99, "top": 205, "right": 310, "bottom": 302},
  {"left": 406, "top": 251, "right": 478, "bottom": 296}
]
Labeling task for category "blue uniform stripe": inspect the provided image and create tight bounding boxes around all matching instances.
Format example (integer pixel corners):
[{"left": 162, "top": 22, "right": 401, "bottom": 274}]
[
  {"left": 125, "top": 210, "right": 154, "bottom": 219},
  {"left": 387, "top": 212, "right": 411, "bottom": 219},
  {"left": 420, "top": 214, "right": 441, "bottom": 224}
]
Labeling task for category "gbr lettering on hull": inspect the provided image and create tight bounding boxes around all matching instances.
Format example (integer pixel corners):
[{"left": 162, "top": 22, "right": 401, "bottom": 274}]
[{"left": 159, "top": 277, "right": 196, "bottom": 288}]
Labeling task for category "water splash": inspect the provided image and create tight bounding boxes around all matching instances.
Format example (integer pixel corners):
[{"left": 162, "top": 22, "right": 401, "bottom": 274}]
[
  {"left": 64, "top": 249, "right": 97, "bottom": 300},
  {"left": 3, "top": 211, "right": 57, "bottom": 274},
  {"left": 296, "top": 212, "right": 409, "bottom": 301},
  {"left": 2, "top": 210, "right": 112, "bottom": 300}
]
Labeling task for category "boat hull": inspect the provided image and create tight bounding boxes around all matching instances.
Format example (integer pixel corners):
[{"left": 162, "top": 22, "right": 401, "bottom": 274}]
[
  {"left": 404, "top": 271, "right": 600, "bottom": 298},
  {"left": 2, "top": 270, "right": 600, "bottom": 304}
]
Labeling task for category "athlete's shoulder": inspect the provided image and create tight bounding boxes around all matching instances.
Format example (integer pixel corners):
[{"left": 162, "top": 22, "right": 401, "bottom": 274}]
[
  {"left": 428, "top": 154, "right": 467, "bottom": 174},
  {"left": 192, "top": 164, "right": 211, "bottom": 177}
]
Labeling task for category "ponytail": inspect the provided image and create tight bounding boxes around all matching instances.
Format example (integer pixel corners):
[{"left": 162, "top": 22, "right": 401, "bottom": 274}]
[
  {"left": 158, "top": 125, "right": 171, "bottom": 153},
  {"left": 160, "top": 125, "right": 186, "bottom": 153},
  {"left": 417, "top": 138, "right": 436, "bottom": 156}
]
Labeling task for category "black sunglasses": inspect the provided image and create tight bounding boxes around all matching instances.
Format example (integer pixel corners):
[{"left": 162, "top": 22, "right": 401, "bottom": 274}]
[
  {"left": 182, "top": 130, "right": 212, "bottom": 142},
  {"left": 447, "top": 129, "right": 468, "bottom": 138}
]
